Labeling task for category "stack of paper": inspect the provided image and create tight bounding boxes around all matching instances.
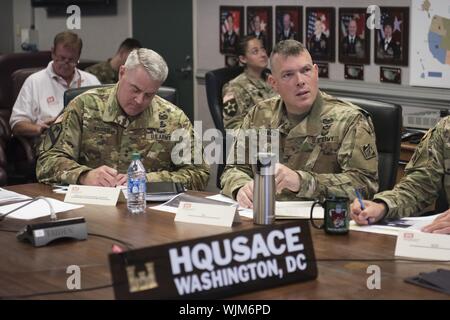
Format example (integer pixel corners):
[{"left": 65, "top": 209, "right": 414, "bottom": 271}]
[
  {"left": 276, "top": 201, "right": 324, "bottom": 219},
  {"left": 206, "top": 195, "right": 324, "bottom": 220},
  {"left": 154, "top": 193, "right": 237, "bottom": 214},
  {"left": 0, "top": 197, "right": 83, "bottom": 220},
  {"left": 350, "top": 214, "right": 441, "bottom": 236},
  {"left": 0, "top": 188, "right": 31, "bottom": 203}
]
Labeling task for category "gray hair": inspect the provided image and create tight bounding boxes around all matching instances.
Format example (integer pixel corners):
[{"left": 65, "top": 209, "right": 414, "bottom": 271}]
[
  {"left": 124, "top": 48, "right": 168, "bottom": 82},
  {"left": 270, "top": 40, "right": 307, "bottom": 65}
]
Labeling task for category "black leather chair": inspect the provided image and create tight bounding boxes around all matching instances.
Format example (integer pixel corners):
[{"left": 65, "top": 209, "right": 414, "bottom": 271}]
[
  {"left": 63, "top": 84, "right": 112, "bottom": 107},
  {"left": 205, "top": 66, "right": 244, "bottom": 188},
  {"left": 336, "top": 96, "right": 402, "bottom": 192},
  {"left": 0, "top": 51, "right": 52, "bottom": 124}
]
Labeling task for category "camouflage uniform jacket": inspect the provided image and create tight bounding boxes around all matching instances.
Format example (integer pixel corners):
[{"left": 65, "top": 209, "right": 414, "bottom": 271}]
[
  {"left": 221, "top": 91, "right": 379, "bottom": 201},
  {"left": 374, "top": 116, "right": 450, "bottom": 218},
  {"left": 85, "top": 60, "right": 118, "bottom": 84},
  {"left": 222, "top": 70, "right": 276, "bottom": 129},
  {"left": 36, "top": 85, "right": 209, "bottom": 190}
]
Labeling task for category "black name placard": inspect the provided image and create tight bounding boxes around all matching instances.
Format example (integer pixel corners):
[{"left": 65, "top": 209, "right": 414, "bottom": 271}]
[{"left": 109, "top": 220, "right": 317, "bottom": 299}]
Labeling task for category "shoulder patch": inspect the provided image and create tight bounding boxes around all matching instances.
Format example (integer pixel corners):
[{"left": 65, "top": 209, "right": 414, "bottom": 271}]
[
  {"left": 223, "top": 98, "right": 238, "bottom": 117},
  {"left": 40, "top": 122, "right": 62, "bottom": 153},
  {"left": 360, "top": 143, "right": 376, "bottom": 160}
]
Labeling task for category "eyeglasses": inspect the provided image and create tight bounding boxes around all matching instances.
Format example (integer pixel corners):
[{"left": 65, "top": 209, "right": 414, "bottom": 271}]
[{"left": 53, "top": 54, "right": 79, "bottom": 67}]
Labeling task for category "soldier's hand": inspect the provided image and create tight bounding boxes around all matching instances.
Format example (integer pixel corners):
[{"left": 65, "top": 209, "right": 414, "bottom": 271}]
[
  {"left": 115, "top": 173, "right": 127, "bottom": 186},
  {"left": 274, "top": 164, "right": 300, "bottom": 194},
  {"left": 79, "top": 165, "right": 119, "bottom": 187},
  {"left": 422, "top": 210, "right": 450, "bottom": 234},
  {"left": 350, "top": 199, "right": 386, "bottom": 225},
  {"left": 236, "top": 181, "right": 254, "bottom": 209}
]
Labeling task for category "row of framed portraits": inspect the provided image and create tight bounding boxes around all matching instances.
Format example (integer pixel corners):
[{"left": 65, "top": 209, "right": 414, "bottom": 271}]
[
  {"left": 220, "top": 6, "right": 409, "bottom": 66},
  {"left": 316, "top": 64, "right": 402, "bottom": 85}
]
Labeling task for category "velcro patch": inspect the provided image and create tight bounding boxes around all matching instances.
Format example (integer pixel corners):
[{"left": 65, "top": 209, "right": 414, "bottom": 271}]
[
  {"left": 223, "top": 99, "right": 238, "bottom": 117},
  {"left": 360, "top": 143, "right": 376, "bottom": 160},
  {"left": 40, "top": 122, "right": 62, "bottom": 152}
]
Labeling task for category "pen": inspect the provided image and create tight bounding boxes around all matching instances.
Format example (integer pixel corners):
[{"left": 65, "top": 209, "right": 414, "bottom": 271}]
[
  {"left": 355, "top": 189, "right": 371, "bottom": 225},
  {"left": 355, "top": 189, "right": 365, "bottom": 210}
]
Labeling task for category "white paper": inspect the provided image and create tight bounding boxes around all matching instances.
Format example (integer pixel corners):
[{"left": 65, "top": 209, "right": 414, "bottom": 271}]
[
  {"left": 206, "top": 194, "right": 238, "bottom": 205},
  {"left": 175, "top": 201, "right": 239, "bottom": 227},
  {"left": 154, "top": 193, "right": 237, "bottom": 215},
  {"left": 349, "top": 221, "right": 401, "bottom": 236},
  {"left": 206, "top": 194, "right": 254, "bottom": 218},
  {"left": 64, "top": 185, "right": 120, "bottom": 206},
  {"left": 53, "top": 189, "right": 68, "bottom": 194},
  {"left": 206, "top": 195, "right": 325, "bottom": 220},
  {"left": 402, "top": 213, "right": 441, "bottom": 221},
  {"left": 276, "top": 201, "right": 324, "bottom": 219},
  {"left": 0, "top": 197, "right": 84, "bottom": 220},
  {"left": 395, "top": 230, "right": 450, "bottom": 261},
  {"left": 350, "top": 214, "right": 438, "bottom": 236},
  {"left": 120, "top": 186, "right": 180, "bottom": 202},
  {"left": 152, "top": 204, "right": 178, "bottom": 214},
  {"left": 0, "top": 188, "right": 31, "bottom": 203}
]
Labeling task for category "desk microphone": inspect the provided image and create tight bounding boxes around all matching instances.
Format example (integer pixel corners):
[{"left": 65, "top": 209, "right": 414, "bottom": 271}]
[{"left": 0, "top": 196, "right": 87, "bottom": 247}]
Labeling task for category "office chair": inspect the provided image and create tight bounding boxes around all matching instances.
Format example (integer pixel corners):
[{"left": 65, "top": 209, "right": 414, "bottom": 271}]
[
  {"left": 337, "top": 96, "right": 402, "bottom": 192},
  {"left": 0, "top": 51, "right": 52, "bottom": 124},
  {"left": 205, "top": 66, "right": 244, "bottom": 188}
]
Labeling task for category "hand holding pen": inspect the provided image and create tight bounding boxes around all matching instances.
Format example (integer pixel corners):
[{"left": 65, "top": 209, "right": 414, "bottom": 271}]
[{"left": 350, "top": 189, "right": 386, "bottom": 225}]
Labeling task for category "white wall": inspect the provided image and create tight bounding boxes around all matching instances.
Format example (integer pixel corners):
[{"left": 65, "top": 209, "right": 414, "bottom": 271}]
[{"left": 12, "top": 0, "right": 132, "bottom": 60}]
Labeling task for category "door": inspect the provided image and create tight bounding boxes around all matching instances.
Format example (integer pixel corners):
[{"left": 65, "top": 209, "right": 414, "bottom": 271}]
[{"left": 132, "top": 0, "right": 194, "bottom": 121}]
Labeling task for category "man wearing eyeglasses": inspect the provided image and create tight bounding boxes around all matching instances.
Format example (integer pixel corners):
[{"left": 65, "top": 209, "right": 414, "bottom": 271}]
[
  {"left": 9, "top": 31, "right": 100, "bottom": 141},
  {"left": 221, "top": 40, "right": 378, "bottom": 208}
]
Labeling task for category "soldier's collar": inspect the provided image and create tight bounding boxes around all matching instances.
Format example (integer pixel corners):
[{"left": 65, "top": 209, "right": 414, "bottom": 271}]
[
  {"left": 275, "top": 91, "right": 324, "bottom": 137},
  {"left": 103, "top": 86, "right": 161, "bottom": 129},
  {"left": 244, "top": 69, "right": 266, "bottom": 88},
  {"left": 128, "top": 101, "right": 160, "bottom": 130},
  {"left": 102, "top": 83, "right": 122, "bottom": 123},
  {"left": 272, "top": 99, "right": 290, "bottom": 135}
]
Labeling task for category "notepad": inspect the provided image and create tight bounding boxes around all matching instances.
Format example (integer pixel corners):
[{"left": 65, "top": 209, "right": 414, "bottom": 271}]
[{"left": 276, "top": 201, "right": 324, "bottom": 219}]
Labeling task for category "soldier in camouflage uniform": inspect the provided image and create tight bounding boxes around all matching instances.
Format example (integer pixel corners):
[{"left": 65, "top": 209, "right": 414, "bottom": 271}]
[
  {"left": 85, "top": 38, "right": 141, "bottom": 84},
  {"left": 351, "top": 117, "right": 450, "bottom": 234},
  {"left": 37, "top": 48, "right": 209, "bottom": 190},
  {"left": 222, "top": 35, "right": 276, "bottom": 129},
  {"left": 221, "top": 40, "right": 378, "bottom": 208}
]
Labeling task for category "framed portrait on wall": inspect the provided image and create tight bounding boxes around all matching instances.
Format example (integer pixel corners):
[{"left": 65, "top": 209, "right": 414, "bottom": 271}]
[
  {"left": 375, "top": 7, "right": 409, "bottom": 66},
  {"left": 275, "top": 6, "right": 303, "bottom": 44},
  {"left": 306, "top": 7, "right": 335, "bottom": 62},
  {"left": 220, "top": 6, "right": 244, "bottom": 54},
  {"left": 338, "top": 8, "right": 371, "bottom": 64},
  {"left": 247, "top": 6, "right": 273, "bottom": 53}
]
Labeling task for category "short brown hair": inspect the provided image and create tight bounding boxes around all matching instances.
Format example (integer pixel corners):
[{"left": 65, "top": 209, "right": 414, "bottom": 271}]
[
  {"left": 270, "top": 39, "right": 307, "bottom": 61},
  {"left": 53, "top": 31, "right": 83, "bottom": 55}
]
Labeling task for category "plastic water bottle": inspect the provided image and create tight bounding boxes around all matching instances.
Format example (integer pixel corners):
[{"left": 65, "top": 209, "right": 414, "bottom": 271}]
[{"left": 127, "top": 152, "right": 147, "bottom": 214}]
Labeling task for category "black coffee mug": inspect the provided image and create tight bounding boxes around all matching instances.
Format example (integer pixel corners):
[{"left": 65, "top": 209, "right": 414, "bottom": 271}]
[{"left": 310, "top": 197, "right": 350, "bottom": 235}]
